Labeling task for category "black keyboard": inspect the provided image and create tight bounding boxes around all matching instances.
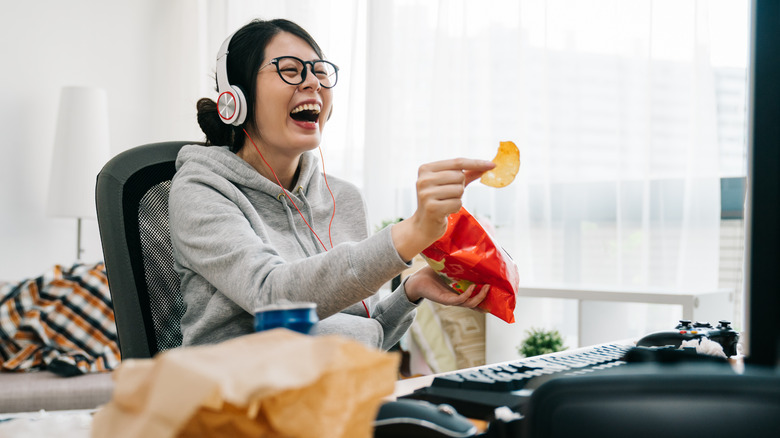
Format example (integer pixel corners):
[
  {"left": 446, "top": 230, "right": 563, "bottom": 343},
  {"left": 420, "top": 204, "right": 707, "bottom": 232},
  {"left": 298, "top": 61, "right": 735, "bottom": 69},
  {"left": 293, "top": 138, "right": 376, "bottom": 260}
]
[{"left": 400, "top": 343, "right": 632, "bottom": 420}]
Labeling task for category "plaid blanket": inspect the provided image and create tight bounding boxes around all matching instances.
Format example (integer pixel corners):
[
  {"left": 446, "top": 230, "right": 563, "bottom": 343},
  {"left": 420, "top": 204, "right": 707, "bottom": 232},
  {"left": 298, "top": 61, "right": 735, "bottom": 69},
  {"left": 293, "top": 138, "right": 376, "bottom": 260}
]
[{"left": 0, "top": 262, "right": 119, "bottom": 376}]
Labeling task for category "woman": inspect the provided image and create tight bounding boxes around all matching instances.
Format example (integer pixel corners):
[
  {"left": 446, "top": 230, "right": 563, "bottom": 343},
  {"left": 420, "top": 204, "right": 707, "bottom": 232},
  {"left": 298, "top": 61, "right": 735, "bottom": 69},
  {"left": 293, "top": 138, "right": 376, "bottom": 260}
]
[{"left": 169, "top": 18, "right": 495, "bottom": 350}]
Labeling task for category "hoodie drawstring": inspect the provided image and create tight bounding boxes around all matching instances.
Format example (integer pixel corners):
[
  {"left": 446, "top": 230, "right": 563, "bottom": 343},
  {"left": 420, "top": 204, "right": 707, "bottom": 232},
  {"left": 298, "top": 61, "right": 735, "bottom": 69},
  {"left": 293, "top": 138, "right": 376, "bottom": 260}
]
[
  {"left": 278, "top": 192, "right": 314, "bottom": 257},
  {"left": 296, "top": 187, "right": 325, "bottom": 251}
]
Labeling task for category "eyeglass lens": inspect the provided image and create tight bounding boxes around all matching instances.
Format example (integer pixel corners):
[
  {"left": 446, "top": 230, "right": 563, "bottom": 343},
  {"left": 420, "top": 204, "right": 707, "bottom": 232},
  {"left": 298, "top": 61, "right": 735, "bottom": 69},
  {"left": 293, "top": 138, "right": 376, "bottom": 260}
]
[{"left": 275, "top": 57, "right": 338, "bottom": 88}]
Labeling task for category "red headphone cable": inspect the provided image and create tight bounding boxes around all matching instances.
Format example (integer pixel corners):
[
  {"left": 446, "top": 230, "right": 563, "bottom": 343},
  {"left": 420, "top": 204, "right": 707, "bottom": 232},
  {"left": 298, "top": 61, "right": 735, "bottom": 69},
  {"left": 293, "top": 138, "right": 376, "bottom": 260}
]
[
  {"left": 319, "top": 146, "right": 337, "bottom": 249},
  {"left": 242, "top": 128, "right": 370, "bottom": 318}
]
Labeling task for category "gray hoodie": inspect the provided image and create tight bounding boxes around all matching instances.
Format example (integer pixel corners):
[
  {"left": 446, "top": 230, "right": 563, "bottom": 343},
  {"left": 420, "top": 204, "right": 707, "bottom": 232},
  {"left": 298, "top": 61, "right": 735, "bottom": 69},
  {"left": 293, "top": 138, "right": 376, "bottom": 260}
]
[{"left": 169, "top": 145, "right": 417, "bottom": 350}]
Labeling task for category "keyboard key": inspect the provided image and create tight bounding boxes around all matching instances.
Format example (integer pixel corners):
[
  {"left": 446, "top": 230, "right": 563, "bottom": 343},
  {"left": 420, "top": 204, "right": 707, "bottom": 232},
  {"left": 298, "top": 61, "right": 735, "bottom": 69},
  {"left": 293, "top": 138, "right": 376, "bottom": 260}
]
[
  {"left": 461, "top": 372, "right": 505, "bottom": 391},
  {"left": 431, "top": 374, "right": 465, "bottom": 388}
]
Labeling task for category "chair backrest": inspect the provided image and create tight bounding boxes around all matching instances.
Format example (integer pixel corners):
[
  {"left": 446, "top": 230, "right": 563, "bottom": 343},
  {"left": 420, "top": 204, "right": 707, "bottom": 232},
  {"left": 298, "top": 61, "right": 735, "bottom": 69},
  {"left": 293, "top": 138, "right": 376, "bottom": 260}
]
[{"left": 96, "top": 141, "right": 201, "bottom": 359}]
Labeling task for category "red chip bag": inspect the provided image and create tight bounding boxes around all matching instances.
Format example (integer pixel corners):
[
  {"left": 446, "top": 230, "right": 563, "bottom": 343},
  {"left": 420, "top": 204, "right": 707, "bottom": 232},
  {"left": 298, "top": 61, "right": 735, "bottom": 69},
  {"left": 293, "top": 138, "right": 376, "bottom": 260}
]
[{"left": 421, "top": 207, "right": 519, "bottom": 323}]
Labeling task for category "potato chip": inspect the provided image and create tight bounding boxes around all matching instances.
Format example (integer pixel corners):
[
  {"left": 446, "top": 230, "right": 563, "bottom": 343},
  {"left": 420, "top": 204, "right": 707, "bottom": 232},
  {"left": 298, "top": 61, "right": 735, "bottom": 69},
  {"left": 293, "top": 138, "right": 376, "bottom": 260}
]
[{"left": 480, "top": 141, "right": 520, "bottom": 188}]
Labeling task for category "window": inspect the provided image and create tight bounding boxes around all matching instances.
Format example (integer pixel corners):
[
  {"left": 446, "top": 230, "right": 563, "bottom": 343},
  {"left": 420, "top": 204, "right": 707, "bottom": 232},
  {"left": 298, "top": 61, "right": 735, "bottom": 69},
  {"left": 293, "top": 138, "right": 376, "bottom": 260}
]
[{"left": 221, "top": 0, "right": 750, "bottom": 362}]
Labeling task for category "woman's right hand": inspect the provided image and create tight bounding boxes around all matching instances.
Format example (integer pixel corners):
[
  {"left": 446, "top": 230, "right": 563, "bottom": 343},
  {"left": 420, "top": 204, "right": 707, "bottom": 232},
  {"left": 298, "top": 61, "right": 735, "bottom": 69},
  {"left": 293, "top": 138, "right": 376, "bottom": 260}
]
[
  {"left": 403, "top": 266, "right": 490, "bottom": 307},
  {"left": 391, "top": 158, "right": 495, "bottom": 262}
]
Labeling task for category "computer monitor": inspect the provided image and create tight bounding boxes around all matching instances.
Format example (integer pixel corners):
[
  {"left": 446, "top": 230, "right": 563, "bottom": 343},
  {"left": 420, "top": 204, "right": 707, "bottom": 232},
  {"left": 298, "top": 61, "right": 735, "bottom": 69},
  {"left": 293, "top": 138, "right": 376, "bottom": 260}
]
[{"left": 743, "top": 0, "right": 780, "bottom": 368}]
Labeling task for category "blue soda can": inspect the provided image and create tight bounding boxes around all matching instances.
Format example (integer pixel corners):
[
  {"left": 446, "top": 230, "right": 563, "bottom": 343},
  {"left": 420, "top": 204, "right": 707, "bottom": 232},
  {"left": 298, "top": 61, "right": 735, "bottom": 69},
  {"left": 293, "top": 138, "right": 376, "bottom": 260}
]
[{"left": 254, "top": 302, "right": 318, "bottom": 334}]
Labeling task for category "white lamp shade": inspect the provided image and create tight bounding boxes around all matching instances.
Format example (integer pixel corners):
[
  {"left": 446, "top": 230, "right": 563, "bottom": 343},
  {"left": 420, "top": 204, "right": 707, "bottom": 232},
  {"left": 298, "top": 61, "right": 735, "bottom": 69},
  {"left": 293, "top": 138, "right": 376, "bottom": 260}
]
[{"left": 47, "top": 86, "right": 111, "bottom": 219}]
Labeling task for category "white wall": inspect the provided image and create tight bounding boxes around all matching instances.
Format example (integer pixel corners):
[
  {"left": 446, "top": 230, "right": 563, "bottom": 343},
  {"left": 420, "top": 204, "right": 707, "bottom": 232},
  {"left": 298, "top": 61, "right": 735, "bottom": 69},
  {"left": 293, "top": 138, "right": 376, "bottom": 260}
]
[{"left": 0, "top": 0, "right": 205, "bottom": 280}]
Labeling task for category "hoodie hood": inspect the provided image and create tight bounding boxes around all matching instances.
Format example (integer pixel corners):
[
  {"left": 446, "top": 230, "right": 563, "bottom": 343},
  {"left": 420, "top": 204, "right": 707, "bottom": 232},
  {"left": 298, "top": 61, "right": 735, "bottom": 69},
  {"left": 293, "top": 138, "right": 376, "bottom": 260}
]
[
  {"left": 173, "top": 144, "right": 338, "bottom": 258},
  {"left": 175, "top": 145, "right": 321, "bottom": 198}
]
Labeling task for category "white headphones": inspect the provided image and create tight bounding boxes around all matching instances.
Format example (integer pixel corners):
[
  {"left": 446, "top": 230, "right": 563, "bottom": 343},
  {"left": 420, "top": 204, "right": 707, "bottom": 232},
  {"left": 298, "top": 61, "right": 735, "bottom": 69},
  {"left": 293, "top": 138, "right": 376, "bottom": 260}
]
[{"left": 216, "top": 31, "right": 247, "bottom": 126}]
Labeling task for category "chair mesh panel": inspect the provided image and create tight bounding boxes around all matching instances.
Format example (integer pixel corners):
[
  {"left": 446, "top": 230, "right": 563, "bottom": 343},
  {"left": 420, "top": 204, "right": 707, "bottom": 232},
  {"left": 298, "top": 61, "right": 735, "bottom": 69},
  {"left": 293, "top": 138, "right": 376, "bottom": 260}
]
[{"left": 138, "top": 180, "right": 185, "bottom": 353}]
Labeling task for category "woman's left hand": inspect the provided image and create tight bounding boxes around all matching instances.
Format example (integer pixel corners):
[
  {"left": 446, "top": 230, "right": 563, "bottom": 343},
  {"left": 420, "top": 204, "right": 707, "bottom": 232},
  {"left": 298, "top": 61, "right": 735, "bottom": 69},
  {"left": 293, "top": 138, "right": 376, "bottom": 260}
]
[{"left": 403, "top": 266, "right": 489, "bottom": 310}]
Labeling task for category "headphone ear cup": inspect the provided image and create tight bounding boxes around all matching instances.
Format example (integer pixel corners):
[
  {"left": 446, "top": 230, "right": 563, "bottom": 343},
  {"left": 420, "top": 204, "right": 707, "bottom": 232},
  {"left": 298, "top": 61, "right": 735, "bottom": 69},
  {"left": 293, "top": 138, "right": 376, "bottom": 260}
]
[
  {"left": 231, "top": 85, "right": 247, "bottom": 126},
  {"left": 216, "top": 85, "right": 247, "bottom": 126}
]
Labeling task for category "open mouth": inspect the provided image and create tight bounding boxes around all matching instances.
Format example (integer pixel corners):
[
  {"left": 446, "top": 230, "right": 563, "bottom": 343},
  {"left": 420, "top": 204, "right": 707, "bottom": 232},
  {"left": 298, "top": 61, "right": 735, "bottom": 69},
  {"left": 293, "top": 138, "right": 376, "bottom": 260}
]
[{"left": 290, "top": 103, "right": 321, "bottom": 123}]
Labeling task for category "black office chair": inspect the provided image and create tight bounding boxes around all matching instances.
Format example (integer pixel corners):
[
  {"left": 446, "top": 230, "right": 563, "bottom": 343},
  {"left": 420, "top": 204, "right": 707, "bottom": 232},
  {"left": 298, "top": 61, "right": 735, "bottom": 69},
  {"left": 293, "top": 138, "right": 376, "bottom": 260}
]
[{"left": 95, "top": 141, "right": 202, "bottom": 359}]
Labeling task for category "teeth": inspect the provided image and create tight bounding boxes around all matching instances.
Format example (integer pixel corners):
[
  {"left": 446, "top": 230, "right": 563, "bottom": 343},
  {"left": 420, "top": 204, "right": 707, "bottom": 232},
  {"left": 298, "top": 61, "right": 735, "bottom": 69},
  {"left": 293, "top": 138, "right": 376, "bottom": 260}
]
[{"left": 291, "top": 103, "right": 321, "bottom": 114}]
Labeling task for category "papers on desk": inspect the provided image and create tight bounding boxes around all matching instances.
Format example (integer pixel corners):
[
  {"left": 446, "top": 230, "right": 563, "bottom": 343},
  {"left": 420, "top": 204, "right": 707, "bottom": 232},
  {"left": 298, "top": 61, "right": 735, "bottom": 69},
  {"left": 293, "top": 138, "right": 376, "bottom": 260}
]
[{"left": 0, "top": 409, "right": 94, "bottom": 438}]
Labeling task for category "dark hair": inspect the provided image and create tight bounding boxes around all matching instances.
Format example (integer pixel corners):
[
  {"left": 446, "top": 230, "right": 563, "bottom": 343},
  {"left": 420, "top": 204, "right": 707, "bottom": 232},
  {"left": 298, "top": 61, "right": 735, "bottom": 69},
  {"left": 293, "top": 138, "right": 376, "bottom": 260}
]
[{"left": 196, "top": 19, "right": 325, "bottom": 152}]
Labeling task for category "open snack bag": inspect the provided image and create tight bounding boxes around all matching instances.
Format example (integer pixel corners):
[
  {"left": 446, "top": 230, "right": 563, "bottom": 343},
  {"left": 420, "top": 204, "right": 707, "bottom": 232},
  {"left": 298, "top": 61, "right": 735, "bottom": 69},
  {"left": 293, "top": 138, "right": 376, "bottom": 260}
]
[
  {"left": 91, "top": 329, "right": 399, "bottom": 438},
  {"left": 421, "top": 207, "right": 519, "bottom": 323}
]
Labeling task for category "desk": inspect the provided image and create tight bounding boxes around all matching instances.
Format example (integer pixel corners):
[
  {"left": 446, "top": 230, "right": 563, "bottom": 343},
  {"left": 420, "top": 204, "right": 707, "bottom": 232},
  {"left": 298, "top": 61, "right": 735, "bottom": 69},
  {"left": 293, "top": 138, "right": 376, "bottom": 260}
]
[
  {"left": 486, "top": 284, "right": 734, "bottom": 360},
  {"left": 515, "top": 285, "right": 733, "bottom": 322},
  {"left": 0, "top": 409, "right": 94, "bottom": 438},
  {"left": 2, "top": 342, "right": 742, "bottom": 438}
]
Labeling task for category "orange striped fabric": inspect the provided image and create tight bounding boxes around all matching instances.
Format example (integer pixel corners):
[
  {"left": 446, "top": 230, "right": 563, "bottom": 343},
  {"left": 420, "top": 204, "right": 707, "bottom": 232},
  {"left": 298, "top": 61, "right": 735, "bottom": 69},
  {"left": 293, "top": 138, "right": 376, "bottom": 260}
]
[{"left": 0, "top": 262, "right": 120, "bottom": 376}]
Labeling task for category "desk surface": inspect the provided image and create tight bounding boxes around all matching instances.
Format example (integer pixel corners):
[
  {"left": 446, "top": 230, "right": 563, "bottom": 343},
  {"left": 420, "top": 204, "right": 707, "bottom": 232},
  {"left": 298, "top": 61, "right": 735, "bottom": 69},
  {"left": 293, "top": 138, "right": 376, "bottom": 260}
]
[
  {"left": 10, "top": 340, "right": 745, "bottom": 437},
  {"left": 0, "top": 409, "right": 94, "bottom": 438}
]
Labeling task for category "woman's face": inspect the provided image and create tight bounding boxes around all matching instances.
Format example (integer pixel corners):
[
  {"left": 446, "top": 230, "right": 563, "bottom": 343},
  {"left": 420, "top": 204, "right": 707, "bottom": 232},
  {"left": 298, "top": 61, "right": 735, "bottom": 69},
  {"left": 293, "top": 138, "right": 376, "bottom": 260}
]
[{"left": 251, "top": 32, "right": 333, "bottom": 158}]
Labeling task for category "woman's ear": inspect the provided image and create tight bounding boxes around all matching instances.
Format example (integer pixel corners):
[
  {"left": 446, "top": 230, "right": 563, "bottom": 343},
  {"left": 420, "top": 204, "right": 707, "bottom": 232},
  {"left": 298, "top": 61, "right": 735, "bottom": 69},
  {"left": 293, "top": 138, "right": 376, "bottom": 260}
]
[{"left": 327, "top": 105, "right": 333, "bottom": 121}]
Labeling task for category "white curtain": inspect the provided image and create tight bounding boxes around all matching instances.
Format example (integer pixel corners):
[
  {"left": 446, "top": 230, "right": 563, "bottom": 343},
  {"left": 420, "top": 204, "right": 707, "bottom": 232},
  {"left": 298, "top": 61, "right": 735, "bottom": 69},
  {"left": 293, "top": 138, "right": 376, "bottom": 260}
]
[
  {"left": 362, "top": 0, "right": 748, "bottom": 360},
  {"left": 199, "top": 0, "right": 749, "bottom": 361}
]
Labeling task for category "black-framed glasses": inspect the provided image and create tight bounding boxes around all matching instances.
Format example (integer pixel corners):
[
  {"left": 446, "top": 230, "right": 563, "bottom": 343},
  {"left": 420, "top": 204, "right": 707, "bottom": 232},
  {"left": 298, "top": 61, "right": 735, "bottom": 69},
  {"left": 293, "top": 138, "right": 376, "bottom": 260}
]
[{"left": 259, "top": 56, "right": 339, "bottom": 89}]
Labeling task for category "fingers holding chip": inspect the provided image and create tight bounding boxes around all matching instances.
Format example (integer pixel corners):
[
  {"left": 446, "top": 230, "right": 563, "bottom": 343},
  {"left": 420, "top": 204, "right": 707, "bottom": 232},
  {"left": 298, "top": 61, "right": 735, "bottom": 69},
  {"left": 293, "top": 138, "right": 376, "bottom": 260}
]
[{"left": 480, "top": 141, "right": 520, "bottom": 188}]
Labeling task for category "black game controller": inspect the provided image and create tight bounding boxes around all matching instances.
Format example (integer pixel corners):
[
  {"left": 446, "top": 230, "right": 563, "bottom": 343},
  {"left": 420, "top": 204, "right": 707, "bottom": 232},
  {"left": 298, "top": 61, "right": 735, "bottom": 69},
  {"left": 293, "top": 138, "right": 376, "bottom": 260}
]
[{"left": 637, "top": 320, "right": 739, "bottom": 357}]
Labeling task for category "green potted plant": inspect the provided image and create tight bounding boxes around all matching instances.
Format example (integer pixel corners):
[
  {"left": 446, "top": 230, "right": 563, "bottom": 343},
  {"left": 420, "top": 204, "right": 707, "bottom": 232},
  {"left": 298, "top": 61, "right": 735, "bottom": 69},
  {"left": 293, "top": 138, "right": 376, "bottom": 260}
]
[
  {"left": 517, "top": 327, "right": 567, "bottom": 358},
  {"left": 375, "top": 217, "right": 403, "bottom": 233}
]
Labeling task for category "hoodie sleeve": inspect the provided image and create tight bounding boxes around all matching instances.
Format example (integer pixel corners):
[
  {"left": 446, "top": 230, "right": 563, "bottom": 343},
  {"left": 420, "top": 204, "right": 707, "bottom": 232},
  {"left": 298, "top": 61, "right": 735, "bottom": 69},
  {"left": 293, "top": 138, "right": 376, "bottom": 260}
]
[
  {"left": 169, "top": 161, "right": 413, "bottom": 323},
  {"left": 374, "top": 280, "right": 419, "bottom": 349}
]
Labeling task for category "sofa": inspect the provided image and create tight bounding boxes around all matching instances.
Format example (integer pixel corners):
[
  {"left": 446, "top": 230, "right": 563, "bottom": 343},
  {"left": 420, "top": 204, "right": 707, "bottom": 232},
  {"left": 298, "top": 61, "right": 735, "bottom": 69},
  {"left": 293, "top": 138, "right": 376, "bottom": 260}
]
[
  {"left": 0, "top": 263, "right": 118, "bottom": 413},
  {"left": 0, "top": 371, "right": 113, "bottom": 413}
]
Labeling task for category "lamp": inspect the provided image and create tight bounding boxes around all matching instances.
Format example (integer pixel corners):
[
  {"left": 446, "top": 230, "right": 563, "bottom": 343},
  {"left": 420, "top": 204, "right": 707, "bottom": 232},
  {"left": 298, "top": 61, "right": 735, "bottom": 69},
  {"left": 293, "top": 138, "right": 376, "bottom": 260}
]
[{"left": 47, "top": 86, "right": 111, "bottom": 261}]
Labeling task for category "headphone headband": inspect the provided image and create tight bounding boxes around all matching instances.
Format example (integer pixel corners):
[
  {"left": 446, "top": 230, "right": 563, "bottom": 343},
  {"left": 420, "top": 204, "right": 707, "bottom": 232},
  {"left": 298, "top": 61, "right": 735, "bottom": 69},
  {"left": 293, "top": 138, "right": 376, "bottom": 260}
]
[{"left": 216, "top": 30, "right": 247, "bottom": 126}]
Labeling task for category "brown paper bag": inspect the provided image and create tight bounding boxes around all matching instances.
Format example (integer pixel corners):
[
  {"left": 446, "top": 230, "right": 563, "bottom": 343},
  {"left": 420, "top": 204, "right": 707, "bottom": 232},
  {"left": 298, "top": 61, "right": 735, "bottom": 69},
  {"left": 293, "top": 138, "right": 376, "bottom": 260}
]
[{"left": 91, "top": 329, "right": 400, "bottom": 438}]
